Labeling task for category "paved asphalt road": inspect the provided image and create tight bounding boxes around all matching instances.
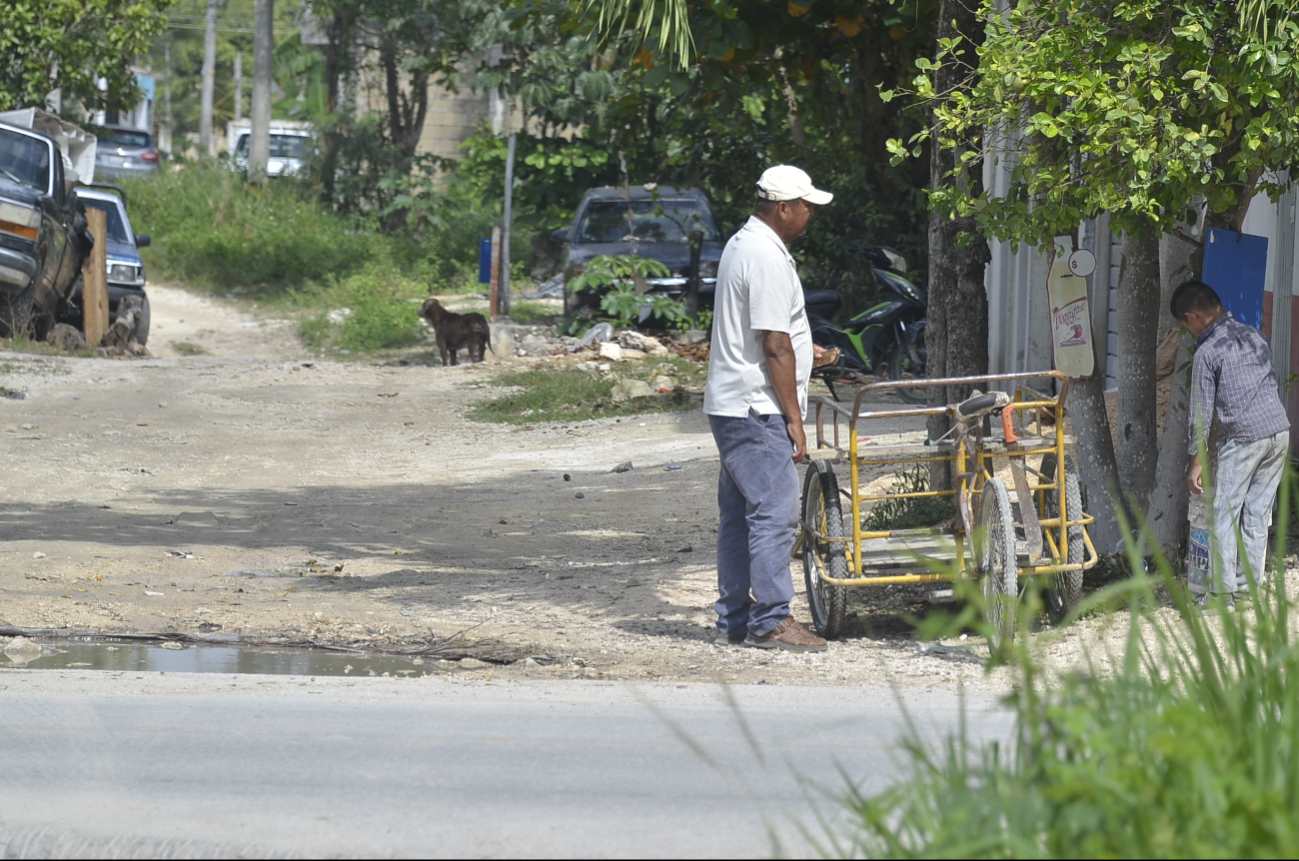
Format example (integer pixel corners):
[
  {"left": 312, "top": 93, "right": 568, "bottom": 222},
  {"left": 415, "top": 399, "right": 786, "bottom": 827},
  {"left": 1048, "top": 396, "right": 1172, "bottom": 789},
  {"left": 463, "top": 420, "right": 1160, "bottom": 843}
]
[{"left": 0, "top": 672, "right": 1011, "bottom": 858}]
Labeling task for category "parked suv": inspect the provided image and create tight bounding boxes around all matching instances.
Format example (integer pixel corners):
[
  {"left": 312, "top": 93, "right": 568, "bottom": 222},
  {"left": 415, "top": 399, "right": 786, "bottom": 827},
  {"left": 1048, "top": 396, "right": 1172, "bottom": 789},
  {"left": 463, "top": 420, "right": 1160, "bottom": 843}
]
[
  {"left": 553, "top": 186, "right": 723, "bottom": 316},
  {"left": 0, "top": 109, "right": 95, "bottom": 337},
  {"left": 94, "top": 126, "right": 160, "bottom": 181},
  {"left": 62, "top": 186, "right": 151, "bottom": 345}
]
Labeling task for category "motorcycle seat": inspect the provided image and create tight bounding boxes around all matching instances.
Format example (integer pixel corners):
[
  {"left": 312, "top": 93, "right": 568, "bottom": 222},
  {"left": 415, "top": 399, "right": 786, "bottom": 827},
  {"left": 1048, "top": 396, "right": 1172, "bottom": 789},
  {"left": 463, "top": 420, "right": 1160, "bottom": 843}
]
[
  {"left": 803, "top": 290, "right": 843, "bottom": 317},
  {"left": 803, "top": 289, "right": 843, "bottom": 306}
]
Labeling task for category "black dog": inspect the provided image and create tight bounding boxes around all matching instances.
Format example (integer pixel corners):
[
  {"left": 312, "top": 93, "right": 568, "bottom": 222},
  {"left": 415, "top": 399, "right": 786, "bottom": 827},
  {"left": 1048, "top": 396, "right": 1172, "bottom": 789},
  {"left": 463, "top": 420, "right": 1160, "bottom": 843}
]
[{"left": 419, "top": 298, "right": 491, "bottom": 365}]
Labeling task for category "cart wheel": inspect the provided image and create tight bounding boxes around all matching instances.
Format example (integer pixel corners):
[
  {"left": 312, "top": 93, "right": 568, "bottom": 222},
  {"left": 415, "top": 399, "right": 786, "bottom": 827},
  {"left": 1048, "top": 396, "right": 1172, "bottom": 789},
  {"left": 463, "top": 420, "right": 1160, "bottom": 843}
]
[
  {"left": 802, "top": 460, "right": 850, "bottom": 638},
  {"left": 1040, "top": 452, "right": 1085, "bottom": 622},
  {"left": 979, "top": 477, "right": 1018, "bottom": 652}
]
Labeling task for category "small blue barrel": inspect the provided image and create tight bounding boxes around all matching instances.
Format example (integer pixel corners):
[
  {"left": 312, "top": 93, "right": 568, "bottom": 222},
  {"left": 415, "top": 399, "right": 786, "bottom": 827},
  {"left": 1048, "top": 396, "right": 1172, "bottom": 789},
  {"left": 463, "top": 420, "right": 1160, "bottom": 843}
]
[{"left": 478, "top": 238, "right": 492, "bottom": 284}]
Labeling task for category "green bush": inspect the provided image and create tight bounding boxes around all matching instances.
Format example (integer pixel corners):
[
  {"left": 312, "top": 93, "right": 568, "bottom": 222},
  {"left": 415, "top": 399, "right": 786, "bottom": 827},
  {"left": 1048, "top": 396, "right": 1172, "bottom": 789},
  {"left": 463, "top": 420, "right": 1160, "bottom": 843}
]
[
  {"left": 336, "top": 281, "right": 425, "bottom": 353},
  {"left": 566, "top": 255, "right": 696, "bottom": 329},
  {"left": 292, "top": 263, "right": 428, "bottom": 354},
  {"left": 120, "top": 162, "right": 501, "bottom": 297},
  {"left": 120, "top": 163, "right": 384, "bottom": 293},
  {"left": 840, "top": 472, "right": 1299, "bottom": 858}
]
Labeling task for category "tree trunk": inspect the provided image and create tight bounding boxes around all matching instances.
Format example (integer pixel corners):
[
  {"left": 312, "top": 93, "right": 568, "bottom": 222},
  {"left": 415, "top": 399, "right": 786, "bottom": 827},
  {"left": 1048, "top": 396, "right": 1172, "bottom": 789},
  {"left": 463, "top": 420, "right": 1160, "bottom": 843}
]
[
  {"left": 199, "top": 0, "right": 218, "bottom": 158},
  {"left": 248, "top": 0, "right": 274, "bottom": 184},
  {"left": 924, "top": 0, "right": 991, "bottom": 487},
  {"left": 383, "top": 44, "right": 429, "bottom": 159},
  {"left": 1148, "top": 333, "right": 1192, "bottom": 556},
  {"left": 319, "top": 6, "right": 355, "bottom": 205},
  {"left": 1069, "top": 217, "right": 1123, "bottom": 555},
  {"left": 1115, "top": 230, "right": 1162, "bottom": 516},
  {"left": 1147, "top": 228, "right": 1198, "bottom": 559},
  {"left": 1072, "top": 373, "right": 1124, "bottom": 553}
]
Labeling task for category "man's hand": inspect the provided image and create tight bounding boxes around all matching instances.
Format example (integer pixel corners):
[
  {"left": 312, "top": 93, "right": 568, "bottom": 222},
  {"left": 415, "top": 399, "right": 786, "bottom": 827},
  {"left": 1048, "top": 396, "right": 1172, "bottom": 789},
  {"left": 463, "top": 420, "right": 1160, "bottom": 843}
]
[
  {"left": 812, "top": 343, "right": 826, "bottom": 360},
  {"left": 761, "top": 330, "right": 807, "bottom": 461},
  {"left": 787, "top": 420, "right": 807, "bottom": 462},
  {"left": 1188, "top": 453, "right": 1204, "bottom": 495}
]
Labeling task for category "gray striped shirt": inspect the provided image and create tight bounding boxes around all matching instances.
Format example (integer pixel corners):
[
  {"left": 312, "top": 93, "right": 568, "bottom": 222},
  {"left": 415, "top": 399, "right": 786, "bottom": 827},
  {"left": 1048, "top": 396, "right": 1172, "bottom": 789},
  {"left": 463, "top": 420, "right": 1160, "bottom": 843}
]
[{"left": 1189, "top": 313, "right": 1290, "bottom": 454}]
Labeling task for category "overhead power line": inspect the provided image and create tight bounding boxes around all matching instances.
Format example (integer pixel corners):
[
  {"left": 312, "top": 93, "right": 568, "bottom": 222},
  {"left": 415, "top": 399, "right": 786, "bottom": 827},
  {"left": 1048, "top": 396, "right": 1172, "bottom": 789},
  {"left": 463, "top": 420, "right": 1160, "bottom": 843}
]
[{"left": 168, "top": 22, "right": 255, "bottom": 33}]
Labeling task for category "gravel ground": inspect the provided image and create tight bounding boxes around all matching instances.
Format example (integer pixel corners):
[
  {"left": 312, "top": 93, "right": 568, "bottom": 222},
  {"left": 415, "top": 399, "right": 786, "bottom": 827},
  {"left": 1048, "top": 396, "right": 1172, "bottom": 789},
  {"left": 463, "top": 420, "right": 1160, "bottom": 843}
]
[{"left": 2, "top": 283, "right": 1290, "bottom": 690}]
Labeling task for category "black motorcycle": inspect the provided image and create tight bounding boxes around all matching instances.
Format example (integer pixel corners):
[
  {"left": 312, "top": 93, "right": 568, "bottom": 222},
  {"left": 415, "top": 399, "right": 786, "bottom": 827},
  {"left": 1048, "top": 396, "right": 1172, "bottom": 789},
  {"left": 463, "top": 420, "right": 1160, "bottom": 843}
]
[{"left": 805, "top": 244, "right": 928, "bottom": 404}]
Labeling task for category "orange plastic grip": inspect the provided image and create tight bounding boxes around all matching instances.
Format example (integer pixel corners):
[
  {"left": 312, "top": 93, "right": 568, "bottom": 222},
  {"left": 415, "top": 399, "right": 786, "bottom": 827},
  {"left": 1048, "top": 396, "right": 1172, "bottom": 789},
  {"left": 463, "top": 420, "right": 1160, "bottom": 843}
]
[{"left": 1001, "top": 408, "right": 1017, "bottom": 444}]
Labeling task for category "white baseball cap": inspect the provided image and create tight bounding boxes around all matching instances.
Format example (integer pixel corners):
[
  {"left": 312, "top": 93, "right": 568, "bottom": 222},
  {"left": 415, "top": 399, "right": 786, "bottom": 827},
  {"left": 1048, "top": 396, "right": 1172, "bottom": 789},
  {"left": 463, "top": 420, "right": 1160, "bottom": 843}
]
[{"left": 756, "top": 165, "right": 833, "bottom": 205}]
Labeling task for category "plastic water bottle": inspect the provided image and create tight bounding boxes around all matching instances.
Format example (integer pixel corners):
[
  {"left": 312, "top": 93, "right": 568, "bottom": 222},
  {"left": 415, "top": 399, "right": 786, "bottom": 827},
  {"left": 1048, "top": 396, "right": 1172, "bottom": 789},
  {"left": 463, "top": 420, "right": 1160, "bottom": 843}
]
[{"left": 1187, "top": 493, "right": 1211, "bottom": 594}]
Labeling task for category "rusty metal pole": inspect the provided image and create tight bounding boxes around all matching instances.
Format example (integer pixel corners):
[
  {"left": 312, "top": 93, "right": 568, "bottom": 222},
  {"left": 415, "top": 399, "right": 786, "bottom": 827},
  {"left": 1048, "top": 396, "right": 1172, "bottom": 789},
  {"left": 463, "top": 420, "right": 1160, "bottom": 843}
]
[
  {"left": 82, "top": 209, "right": 109, "bottom": 347},
  {"left": 489, "top": 225, "right": 502, "bottom": 322},
  {"left": 500, "top": 133, "right": 515, "bottom": 317}
]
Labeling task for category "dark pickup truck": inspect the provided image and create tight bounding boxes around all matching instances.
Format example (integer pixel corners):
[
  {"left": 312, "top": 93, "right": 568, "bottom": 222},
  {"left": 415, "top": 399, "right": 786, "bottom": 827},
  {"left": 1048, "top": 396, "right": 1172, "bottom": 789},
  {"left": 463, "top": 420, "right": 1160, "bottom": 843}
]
[{"left": 0, "top": 110, "right": 94, "bottom": 338}]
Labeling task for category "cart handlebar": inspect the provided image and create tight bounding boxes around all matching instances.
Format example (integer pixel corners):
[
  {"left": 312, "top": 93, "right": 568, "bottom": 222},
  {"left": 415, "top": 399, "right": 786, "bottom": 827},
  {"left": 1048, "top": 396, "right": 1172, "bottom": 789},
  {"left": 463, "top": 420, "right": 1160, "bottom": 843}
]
[{"left": 954, "top": 390, "right": 1010, "bottom": 421}]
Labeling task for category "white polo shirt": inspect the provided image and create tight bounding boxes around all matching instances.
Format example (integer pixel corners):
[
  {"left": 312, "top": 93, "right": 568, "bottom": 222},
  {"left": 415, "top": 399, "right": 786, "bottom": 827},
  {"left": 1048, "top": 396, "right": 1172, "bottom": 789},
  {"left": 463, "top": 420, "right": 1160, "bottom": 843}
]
[{"left": 703, "top": 215, "right": 813, "bottom": 418}]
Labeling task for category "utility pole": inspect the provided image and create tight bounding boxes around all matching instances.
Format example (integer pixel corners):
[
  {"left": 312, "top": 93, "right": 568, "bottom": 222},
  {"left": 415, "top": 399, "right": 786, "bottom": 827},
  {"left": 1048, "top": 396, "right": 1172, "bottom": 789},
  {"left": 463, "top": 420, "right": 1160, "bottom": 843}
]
[
  {"left": 233, "top": 51, "right": 243, "bottom": 124},
  {"left": 199, "top": 0, "right": 219, "bottom": 157},
  {"left": 249, "top": 0, "right": 274, "bottom": 182},
  {"left": 163, "top": 38, "right": 173, "bottom": 153},
  {"left": 501, "top": 133, "right": 516, "bottom": 316}
]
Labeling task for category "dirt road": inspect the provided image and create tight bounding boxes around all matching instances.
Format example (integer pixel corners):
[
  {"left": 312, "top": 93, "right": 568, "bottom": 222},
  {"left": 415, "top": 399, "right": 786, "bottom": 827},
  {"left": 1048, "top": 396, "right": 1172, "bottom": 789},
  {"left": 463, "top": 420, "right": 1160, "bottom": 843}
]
[{"left": 0, "top": 284, "right": 1146, "bottom": 688}]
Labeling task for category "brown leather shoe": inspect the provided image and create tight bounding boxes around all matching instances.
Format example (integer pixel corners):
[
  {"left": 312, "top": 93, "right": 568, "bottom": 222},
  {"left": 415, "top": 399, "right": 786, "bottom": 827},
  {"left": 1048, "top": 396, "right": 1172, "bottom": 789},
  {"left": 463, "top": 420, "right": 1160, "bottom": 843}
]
[{"left": 745, "top": 617, "right": 828, "bottom": 652}]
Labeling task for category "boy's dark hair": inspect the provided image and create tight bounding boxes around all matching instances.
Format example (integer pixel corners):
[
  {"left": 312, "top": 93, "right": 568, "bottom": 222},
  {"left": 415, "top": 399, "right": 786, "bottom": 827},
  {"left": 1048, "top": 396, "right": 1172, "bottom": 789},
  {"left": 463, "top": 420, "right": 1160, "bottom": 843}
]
[{"left": 1170, "top": 280, "right": 1223, "bottom": 320}]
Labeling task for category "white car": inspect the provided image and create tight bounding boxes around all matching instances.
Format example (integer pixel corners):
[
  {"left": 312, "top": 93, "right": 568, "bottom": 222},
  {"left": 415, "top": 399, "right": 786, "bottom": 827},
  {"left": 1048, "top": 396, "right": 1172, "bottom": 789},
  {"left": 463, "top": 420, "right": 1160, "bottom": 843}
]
[{"left": 226, "top": 120, "right": 313, "bottom": 178}]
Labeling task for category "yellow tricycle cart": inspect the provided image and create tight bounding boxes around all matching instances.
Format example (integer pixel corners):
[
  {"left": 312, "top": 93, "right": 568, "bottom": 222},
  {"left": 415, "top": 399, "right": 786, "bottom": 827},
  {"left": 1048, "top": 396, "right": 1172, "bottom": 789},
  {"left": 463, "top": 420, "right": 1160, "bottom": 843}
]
[{"left": 800, "top": 371, "right": 1099, "bottom": 648}]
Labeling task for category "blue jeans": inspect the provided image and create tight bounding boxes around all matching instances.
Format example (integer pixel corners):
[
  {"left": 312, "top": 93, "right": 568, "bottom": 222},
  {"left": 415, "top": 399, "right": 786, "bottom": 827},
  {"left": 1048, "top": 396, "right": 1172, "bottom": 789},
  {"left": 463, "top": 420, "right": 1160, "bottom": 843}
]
[
  {"left": 1195, "top": 430, "right": 1289, "bottom": 595},
  {"left": 708, "top": 410, "right": 799, "bottom": 637}
]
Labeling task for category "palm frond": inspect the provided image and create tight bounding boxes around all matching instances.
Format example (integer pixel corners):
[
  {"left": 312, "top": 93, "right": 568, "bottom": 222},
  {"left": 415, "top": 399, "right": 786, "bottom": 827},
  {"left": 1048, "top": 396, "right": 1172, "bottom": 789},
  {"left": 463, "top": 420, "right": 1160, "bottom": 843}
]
[
  {"left": 583, "top": 0, "right": 694, "bottom": 65},
  {"left": 1240, "top": 0, "right": 1299, "bottom": 41}
]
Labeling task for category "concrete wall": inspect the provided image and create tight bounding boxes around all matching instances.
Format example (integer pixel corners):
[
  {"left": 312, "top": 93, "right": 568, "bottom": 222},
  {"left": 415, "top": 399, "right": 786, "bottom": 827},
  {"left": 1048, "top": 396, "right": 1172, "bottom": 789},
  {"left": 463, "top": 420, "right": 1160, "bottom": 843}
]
[
  {"left": 416, "top": 83, "right": 495, "bottom": 161},
  {"left": 353, "top": 63, "right": 500, "bottom": 163}
]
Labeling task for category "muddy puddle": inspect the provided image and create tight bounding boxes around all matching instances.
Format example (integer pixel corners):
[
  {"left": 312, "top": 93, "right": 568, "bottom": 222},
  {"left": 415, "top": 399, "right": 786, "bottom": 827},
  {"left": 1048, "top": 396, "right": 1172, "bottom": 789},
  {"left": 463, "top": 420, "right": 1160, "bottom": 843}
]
[{"left": 0, "top": 640, "right": 440, "bottom": 677}]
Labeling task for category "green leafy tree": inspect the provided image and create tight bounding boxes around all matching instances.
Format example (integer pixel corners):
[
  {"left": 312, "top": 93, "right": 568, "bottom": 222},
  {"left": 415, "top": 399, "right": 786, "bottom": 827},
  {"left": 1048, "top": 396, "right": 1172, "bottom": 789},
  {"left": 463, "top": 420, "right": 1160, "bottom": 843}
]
[
  {"left": 893, "top": 0, "right": 1299, "bottom": 551},
  {"left": 303, "top": 0, "right": 483, "bottom": 220},
  {"left": 0, "top": 0, "right": 173, "bottom": 112},
  {"left": 140, "top": 0, "right": 301, "bottom": 141},
  {"left": 569, "top": 0, "right": 942, "bottom": 316}
]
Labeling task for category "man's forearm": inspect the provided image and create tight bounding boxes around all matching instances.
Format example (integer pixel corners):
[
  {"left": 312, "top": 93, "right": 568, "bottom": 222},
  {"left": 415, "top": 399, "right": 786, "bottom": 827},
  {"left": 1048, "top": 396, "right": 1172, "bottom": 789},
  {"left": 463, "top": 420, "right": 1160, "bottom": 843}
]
[{"left": 1188, "top": 360, "right": 1213, "bottom": 456}]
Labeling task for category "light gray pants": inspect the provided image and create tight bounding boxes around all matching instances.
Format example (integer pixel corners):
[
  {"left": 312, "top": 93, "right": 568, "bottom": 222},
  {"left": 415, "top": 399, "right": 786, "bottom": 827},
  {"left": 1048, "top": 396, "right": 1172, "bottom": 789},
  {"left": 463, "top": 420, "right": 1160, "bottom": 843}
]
[{"left": 1198, "top": 430, "right": 1289, "bottom": 595}]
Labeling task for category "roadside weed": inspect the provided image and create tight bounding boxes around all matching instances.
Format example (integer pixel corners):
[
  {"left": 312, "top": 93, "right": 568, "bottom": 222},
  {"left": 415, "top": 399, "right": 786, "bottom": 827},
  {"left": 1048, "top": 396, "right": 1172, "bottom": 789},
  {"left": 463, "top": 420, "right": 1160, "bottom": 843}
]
[
  {"left": 0, "top": 336, "right": 93, "bottom": 359},
  {"left": 836, "top": 470, "right": 1299, "bottom": 858},
  {"left": 862, "top": 466, "right": 957, "bottom": 531},
  {"left": 169, "top": 341, "right": 208, "bottom": 356},
  {"left": 468, "top": 361, "right": 699, "bottom": 424},
  {"left": 0, "top": 360, "right": 71, "bottom": 375},
  {"left": 504, "top": 301, "right": 561, "bottom": 324},
  {"left": 335, "top": 277, "right": 425, "bottom": 353}
]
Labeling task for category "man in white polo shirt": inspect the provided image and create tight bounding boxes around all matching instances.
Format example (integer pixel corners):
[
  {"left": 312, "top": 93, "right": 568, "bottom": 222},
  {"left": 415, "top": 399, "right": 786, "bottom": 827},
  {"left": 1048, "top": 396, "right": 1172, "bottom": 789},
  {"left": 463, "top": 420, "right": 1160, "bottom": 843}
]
[{"left": 703, "top": 165, "right": 831, "bottom": 652}]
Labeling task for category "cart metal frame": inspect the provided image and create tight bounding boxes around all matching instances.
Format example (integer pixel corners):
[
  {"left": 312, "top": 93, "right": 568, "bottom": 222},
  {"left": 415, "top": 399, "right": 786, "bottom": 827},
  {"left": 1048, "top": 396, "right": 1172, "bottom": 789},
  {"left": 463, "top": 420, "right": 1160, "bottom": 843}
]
[{"left": 803, "top": 371, "right": 1099, "bottom": 596}]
